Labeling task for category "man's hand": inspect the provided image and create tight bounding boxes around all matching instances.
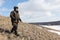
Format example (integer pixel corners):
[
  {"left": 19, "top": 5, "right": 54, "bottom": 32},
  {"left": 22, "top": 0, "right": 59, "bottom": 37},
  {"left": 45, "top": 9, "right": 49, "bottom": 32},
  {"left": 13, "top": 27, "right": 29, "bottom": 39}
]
[{"left": 19, "top": 18, "right": 22, "bottom": 22}]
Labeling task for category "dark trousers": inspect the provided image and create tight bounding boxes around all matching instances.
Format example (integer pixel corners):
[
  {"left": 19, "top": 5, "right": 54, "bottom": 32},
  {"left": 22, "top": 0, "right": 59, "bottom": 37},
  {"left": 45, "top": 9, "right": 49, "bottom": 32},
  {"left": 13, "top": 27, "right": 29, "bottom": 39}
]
[{"left": 11, "top": 22, "right": 18, "bottom": 35}]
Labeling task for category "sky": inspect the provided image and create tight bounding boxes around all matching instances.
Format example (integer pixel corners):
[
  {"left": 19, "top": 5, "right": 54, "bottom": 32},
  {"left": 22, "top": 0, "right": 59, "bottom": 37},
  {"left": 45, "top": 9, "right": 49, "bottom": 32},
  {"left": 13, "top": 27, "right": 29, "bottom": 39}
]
[{"left": 0, "top": 0, "right": 60, "bottom": 23}]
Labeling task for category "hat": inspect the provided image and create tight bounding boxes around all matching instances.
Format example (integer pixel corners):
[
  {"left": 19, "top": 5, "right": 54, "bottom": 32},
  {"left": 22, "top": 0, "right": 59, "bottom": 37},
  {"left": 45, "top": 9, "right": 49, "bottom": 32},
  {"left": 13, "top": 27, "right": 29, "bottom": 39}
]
[{"left": 14, "top": 6, "right": 18, "bottom": 9}]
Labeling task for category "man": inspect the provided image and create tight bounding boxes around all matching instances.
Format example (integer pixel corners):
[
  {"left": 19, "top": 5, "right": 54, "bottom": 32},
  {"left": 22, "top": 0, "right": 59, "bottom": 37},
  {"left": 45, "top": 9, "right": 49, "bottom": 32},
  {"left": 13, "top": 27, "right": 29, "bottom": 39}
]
[{"left": 10, "top": 6, "right": 22, "bottom": 36}]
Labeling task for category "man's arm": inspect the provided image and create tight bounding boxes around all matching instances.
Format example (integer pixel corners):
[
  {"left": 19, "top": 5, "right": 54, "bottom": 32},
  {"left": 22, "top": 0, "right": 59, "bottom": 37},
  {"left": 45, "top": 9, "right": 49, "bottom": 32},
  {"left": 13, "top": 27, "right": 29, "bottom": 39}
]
[
  {"left": 19, "top": 18, "right": 22, "bottom": 22},
  {"left": 10, "top": 12, "right": 16, "bottom": 20},
  {"left": 18, "top": 12, "right": 22, "bottom": 22}
]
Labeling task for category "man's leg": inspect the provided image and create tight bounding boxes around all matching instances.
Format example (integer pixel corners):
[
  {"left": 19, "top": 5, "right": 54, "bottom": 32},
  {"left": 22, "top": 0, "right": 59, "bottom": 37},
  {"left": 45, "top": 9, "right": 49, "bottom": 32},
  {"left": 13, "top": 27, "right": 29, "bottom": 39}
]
[
  {"left": 11, "top": 25, "right": 15, "bottom": 33},
  {"left": 11, "top": 22, "right": 14, "bottom": 33},
  {"left": 14, "top": 24, "right": 17, "bottom": 35},
  {"left": 11, "top": 23, "right": 19, "bottom": 36},
  {"left": 11, "top": 23, "right": 17, "bottom": 33},
  {"left": 14, "top": 23, "right": 19, "bottom": 36}
]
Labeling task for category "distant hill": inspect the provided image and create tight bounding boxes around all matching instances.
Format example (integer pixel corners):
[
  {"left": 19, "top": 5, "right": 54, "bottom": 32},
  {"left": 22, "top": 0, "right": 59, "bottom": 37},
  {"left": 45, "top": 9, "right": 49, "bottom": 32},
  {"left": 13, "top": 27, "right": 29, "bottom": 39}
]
[
  {"left": 0, "top": 15, "right": 60, "bottom": 40},
  {"left": 29, "top": 21, "right": 60, "bottom": 25}
]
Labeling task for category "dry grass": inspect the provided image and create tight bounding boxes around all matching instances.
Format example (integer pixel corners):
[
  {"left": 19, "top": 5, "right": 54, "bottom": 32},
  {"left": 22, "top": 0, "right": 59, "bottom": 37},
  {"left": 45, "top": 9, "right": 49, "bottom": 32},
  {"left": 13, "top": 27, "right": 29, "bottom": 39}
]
[{"left": 0, "top": 15, "right": 60, "bottom": 40}]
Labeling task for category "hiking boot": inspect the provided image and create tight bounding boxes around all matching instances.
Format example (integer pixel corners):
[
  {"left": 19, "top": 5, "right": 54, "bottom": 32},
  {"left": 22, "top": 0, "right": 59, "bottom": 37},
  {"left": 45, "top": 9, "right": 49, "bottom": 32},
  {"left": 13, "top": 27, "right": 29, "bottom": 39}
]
[{"left": 15, "top": 34, "right": 20, "bottom": 36}]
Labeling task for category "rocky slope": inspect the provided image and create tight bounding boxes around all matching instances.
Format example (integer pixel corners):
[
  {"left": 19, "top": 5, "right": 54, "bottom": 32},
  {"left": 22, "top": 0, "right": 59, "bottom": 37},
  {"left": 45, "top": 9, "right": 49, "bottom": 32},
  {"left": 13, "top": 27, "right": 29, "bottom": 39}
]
[{"left": 0, "top": 15, "right": 60, "bottom": 40}]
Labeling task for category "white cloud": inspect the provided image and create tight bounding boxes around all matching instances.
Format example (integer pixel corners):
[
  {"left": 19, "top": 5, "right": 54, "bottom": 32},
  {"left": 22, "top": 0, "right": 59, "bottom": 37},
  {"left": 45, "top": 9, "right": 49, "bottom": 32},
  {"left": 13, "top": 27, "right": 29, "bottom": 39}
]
[
  {"left": 45, "top": 12, "right": 55, "bottom": 17},
  {"left": 0, "top": 7, "right": 11, "bottom": 16},
  {"left": 0, "top": 0, "right": 5, "bottom": 7},
  {"left": 18, "top": 0, "right": 60, "bottom": 22},
  {"left": 0, "top": 7, "right": 11, "bottom": 12},
  {"left": 0, "top": 12, "right": 3, "bottom": 15},
  {"left": 0, "top": 0, "right": 8, "bottom": 16}
]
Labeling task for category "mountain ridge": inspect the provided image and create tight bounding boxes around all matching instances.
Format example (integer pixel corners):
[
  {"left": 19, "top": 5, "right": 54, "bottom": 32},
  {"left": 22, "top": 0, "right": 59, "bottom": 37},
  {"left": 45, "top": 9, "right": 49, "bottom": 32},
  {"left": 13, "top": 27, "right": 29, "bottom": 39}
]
[{"left": 29, "top": 21, "right": 60, "bottom": 25}]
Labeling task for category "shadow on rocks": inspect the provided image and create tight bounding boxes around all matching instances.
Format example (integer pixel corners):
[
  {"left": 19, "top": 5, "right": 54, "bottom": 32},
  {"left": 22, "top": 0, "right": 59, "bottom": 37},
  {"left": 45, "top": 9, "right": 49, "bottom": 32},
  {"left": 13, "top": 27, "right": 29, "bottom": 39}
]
[{"left": 0, "top": 28, "right": 11, "bottom": 34}]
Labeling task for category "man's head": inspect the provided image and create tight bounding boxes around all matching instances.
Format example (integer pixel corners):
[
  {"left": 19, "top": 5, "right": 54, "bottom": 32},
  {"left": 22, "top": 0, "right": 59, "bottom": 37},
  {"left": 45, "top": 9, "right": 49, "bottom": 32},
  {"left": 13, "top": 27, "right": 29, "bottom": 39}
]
[{"left": 14, "top": 6, "right": 18, "bottom": 11}]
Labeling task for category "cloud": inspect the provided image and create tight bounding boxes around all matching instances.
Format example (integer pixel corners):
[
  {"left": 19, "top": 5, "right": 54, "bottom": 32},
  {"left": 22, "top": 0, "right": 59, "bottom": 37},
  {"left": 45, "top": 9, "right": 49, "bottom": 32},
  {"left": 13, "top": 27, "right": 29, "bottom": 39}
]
[
  {"left": 0, "top": 0, "right": 5, "bottom": 7},
  {"left": 45, "top": 12, "right": 55, "bottom": 17},
  {"left": 17, "top": 0, "right": 60, "bottom": 22},
  {"left": 0, "top": 7, "right": 11, "bottom": 12},
  {"left": 0, "top": 7, "right": 11, "bottom": 16},
  {"left": 0, "top": 0, "right": 12, "bottom": 16}
]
